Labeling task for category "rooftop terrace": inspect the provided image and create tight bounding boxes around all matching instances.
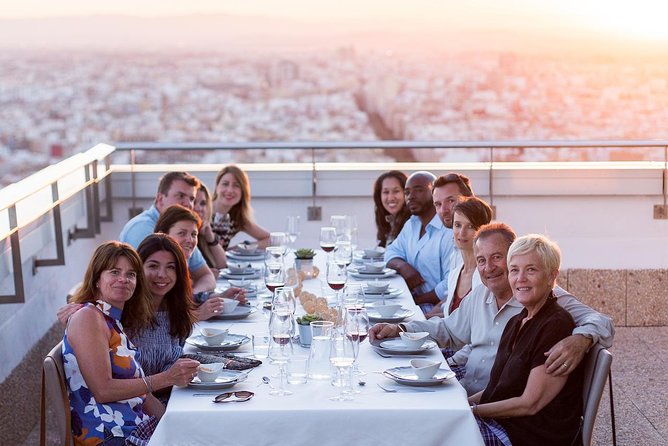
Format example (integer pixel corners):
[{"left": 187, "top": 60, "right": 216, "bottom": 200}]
[{"left": 1, "top": 140, "right": 667, "bottom": 444}]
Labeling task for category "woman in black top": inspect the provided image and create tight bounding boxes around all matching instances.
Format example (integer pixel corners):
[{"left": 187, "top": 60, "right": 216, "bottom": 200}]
[
  {"left": 469, "top": 234, "right": 583, "bottom": 446},
  {"left": 373, "top": 170, "right": 410, "bottom": 247}
]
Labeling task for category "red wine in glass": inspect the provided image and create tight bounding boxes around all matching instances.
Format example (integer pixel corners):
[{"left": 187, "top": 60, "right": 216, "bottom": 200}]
[
  {"left": 266, "top": 282, "right": 285, "bottom": 293},
  {"left": 272, "top": 334, "right": 291, "bottom": 345},
  {"left": 328, "top": 281, "right": 346, "bottom": 291},
  {"left": 321, "top": 243, "right": 335, "bottom": 253},
  {"left": 346, "top": 332, "right": 368, "bottom": 343}
]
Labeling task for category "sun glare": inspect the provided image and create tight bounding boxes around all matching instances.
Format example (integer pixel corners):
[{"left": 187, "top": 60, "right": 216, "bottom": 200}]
[{"left": 581, "top": 0, "right": 668, "bottom": 41}]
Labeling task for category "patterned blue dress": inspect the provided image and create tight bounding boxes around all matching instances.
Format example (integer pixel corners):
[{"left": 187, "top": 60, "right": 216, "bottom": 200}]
[{"left": 62, "top": 300, "right": 151, "bottom": 445}]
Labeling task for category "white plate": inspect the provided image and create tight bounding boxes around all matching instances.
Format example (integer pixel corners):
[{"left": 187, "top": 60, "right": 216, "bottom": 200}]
[
  {"left": 375, "top": 338, "right": 437, "bottom": 355},
  {"left": 211, "top": 306, "right": 256, "bottom": 320},
  {"left": 367, "top": 308, "right": 414, "bottom": 323},
  {"left": 222, "top": 267, "right": 257, "bottom": 276},
  {"left": 186, "top": 333, "right": 250, "bottom": 351},
  {"left": 363, "top": 287, "right": 402, "bottom": 297},
  {"left": 188, "top": 370, "right": 248, "bottom": 389},
  {"left": 383, "top": 366, "right": 456, "bottom": 386},
  {"left": 220, "top": 270, "right": 261, "bottom": 280},
  {"left": 349, "top": 268, "right": 397, "bottom": 280},
  {"left": 227, "top": 250, "right": 265, "bottom": 261}
]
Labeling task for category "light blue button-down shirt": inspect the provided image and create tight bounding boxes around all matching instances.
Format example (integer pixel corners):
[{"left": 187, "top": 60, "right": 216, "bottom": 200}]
[
  {"left": 119, "top": 204, "right": 206, "bottom": 272},
  {"left": 384, "top": 213, "right": 454, "bottom": 298}
]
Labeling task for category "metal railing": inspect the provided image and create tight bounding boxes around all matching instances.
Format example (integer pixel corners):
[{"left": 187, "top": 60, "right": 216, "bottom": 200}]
[{"left": 1, "top": 139, "right": 668, "bottom": 305}]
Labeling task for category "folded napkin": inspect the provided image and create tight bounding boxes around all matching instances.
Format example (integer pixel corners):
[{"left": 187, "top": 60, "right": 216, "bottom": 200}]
[{"left": 182, "top": 352, "right": 262, "bottom": 370}]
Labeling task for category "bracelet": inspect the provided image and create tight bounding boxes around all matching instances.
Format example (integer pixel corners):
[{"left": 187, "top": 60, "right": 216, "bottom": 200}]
[
  {"left": 207, "top": 234, "right": 220, "bottom": 246},
  {"left": 142, "top": 375, "right": 153, "bottom": 394},
  {"left": 470, "top": 403, "right": 478, "bottom": 416}
]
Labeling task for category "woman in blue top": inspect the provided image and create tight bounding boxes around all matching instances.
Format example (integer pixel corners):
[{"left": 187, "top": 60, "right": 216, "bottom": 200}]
[{"left": 63, "top": 241, "right": 199, "bottom": 445}]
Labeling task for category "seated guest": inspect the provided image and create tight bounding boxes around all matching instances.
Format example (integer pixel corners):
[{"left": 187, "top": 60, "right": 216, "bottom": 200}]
[
  {"left": 154, "top": 205, "right": 247, "bottom": 320},
  {"left": 373, "top": 170, "right": 411, "bottom": 247},
  {"left": 193, "top": 183, "right": 227, "bottom": 277},
  {"left": 384, "top": 171, "right": 453, "bottom": 313},
  {"left": 432, "top": 172, "right": 475, "bottom": 230},
  {"left": 134, "top": 234, "right": 260, "bottom": 390},
  {"left": 211, "top": 165, "right": 270, "bottom": 250},
  {"left": 426, "top": 196, "right": 493, "bottom": 319},
  {"left": 470, "top": 234, "right": 583, "bottom": 446},
  {"left": 370, "top": 222, "right": 614, "bottom": 395},
  {"left": 119, "top": 171, "right": 216, "bottom": 293},
  {"left": 62, "top": 241, "right": 199, "bottom": 445}
]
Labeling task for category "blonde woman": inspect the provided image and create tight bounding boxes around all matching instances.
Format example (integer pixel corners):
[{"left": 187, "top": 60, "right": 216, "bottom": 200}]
[{"left": 194, "top": 183, "right": 227, "bottom": 276}]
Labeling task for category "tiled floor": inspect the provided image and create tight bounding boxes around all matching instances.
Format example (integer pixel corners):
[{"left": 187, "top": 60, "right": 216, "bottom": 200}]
[{"left": 23, "top": 326, "right": 668, "bottom": 445}]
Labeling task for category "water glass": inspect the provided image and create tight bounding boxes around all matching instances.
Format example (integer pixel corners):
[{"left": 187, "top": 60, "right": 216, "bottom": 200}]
[
  {"left": 252, "top": 332, "right": 270, "bottom": 359},
  {"left": 329, "top": 334, "right": 355, "bottom": 401},
  {"left": 286, "top": 216, "right": 300, "bottom": 247},
  {"left": 308, "top": 321, "right": 334, "bottom": 380},
  {"left": 286, "top": 355, "right": 309, "bottom": 384}
]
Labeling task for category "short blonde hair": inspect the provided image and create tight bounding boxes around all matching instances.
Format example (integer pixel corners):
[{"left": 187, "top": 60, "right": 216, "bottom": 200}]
[{"left": 507, "top": 234, "right": 561, "bottom": 274}]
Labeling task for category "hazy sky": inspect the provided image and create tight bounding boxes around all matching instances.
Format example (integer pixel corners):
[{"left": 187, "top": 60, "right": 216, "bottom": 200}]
[{"left": 2, "top": 0, "right": 668, "bottom": 41}]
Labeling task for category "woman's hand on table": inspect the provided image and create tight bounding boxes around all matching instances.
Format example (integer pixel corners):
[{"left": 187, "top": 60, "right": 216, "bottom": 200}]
[
  {"left": 163, "top": 358, "right": 201, "bottom": 387},
  {"left": 195, "top": 297, "right": 225, "bottom": 320},
  {"left": 217, "top": 287, "right": 247, "bottom": 305},
  {"left": 369, "top": 323, "right": 401, "bottom": 341}
]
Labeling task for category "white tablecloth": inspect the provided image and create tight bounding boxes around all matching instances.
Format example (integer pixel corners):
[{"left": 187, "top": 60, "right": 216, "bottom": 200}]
[{"left": 148, "top": 252, "right": 483, "bottom": 446}]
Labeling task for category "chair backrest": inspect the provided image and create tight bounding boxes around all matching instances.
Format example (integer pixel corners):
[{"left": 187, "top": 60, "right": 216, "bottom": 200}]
[
  {"left": 40, "top": 341, "right": 73, "bottom": 446},
  {"left": 581, "top": 343, "right": 613, "bottom": 446}
]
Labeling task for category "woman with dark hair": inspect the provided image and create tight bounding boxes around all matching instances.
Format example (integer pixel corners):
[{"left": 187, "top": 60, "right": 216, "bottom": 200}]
[
  {"left": 211, "top": 165, "right": 270, "bottom": 250},
  {"left": 373, "top": 170, "right": 411, "bottom": 247},
  {"left": 62, "top": 241, "right": 199, "bottom": 445},
  {"left": 193, "top": 183, "right": 227, "bottom": 277},
  {"left": 426, "top": 196, "right": 493, "bottom": 319},
  {"left": 155, "top": 205, "right": 247, "bottom": 321}
]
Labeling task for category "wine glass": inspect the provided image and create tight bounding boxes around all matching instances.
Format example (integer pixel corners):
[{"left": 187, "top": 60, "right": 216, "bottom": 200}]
[
  {"left": 268, "top": 308, "right": 294, "bottom": 396},
  {"left": 320, "top": 227, "right": 337, "bottom": 254},
  {"left": 264, "top": 262, "right": 285, "bottom": 305},
  {"left": 330, "top": 215, "right": 348, "bottom": 241},
  {"left": 286, "top": 216, "right": 300, "bottom": 249},
  {"left": 326, "top": 260, "right": 347, "bottom": 296},
  {"left": 329, "top": 333, "right": 355, "bottom": 401},
  {"left": 265, "top": 246, "right": 284, "bottom": 265},
  {"left": 347, "top": 215, "right": 358, "bottom": 251},
  {"left": 333, "top": 240, "right": 353, "bottom": 266},
  {"left": 269, "top": 232, "right": 288, "bottom": 255},
  {"left": 273, "top": 286, "right": 296, "bottom": 315},
  {"left": 344, "top": 307, "right": 369, "bottom": 380},
  {"left": 343, "top": 283, "right": 365, "bottom": 310}
]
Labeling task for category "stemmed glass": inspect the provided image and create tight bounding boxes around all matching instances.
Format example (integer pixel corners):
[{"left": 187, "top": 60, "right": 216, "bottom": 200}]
[
  {"left": 333, "top": 240, "right": 353, "bottom": 266},
  {"left": 320, "top": 227, "right": 337, "bottom": 254},
  {"left": 264, "top": 261, "right": 285, "bottom": 306},
  {"left": 344, "top": 307, "right": 369, "bottom": 381},
  {"left": 273, "top": 286, "right": 296, "bottom": 315},
  {"left": 330, "top": 215, "right": 348, "bottom": 241},
  {"left": 286, "top": 216, "right": 300, "bottom": 250},
  {"left": 329, "top": 333, "right": 355, "bottom": 401},
  {"left": 326, "top": 260, "right": 347, "bottom": 298},
  {"left": 270, "top": 232, "right": 288, "bottom": 255},
  {"left": 268, "top": 307, "right": 294, "bottom": 396},
  {"left": 343, "top": 283, "right": 365, "bottom": 310}
]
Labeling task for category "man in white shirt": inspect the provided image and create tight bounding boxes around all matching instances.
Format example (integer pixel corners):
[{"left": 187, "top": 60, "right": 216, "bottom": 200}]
[
  {"left": 371, "top": 222, "right": 615, "bottom": 395},
  {"left": 384, "top": 171, "right": 453, "bottom": 313}
]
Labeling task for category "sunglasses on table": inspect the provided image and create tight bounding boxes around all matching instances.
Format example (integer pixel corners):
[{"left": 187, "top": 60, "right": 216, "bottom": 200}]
[{"left": 214, "top": 391, "right": 255, "bottom": 403}]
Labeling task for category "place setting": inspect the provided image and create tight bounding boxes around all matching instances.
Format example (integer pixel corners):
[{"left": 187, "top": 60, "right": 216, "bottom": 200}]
[
  {"left": 361, "top": 280, "right": 402, "bottom": 301},
  {"left": 365, "top": 303, "right": 414, "bottom": 323},
  {"left": 348, "top": 263, "right": 397, "bottom": 279},
  {"left": 189, "top": 363, "right": 251, "bottom": 391},
  {"left": 371, "top": 331, "right": 438, "bottom": 356},
  {"left": 226, "top": 242, "right": 265, "bottom": 261},
  {"left": 187, "top": 327, "right": 251, "bottom": 351},
  {"left": 381, "top": 359, "right": 456, "bottom": 388},
  {"left": 220, "top": 263, "right": 262, "bottom": 280}
]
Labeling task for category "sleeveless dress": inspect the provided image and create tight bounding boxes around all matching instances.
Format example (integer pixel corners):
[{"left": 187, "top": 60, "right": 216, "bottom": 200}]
[{"left": 62, "top": 300, "right": 151, "bottom": 445}]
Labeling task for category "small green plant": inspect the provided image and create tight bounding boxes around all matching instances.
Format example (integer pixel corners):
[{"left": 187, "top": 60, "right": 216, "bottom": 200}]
[
  {"left": 296, "top": 313, "right": 323, "bottom": 325},
  {"left": 294, "top": 248, "right": 316, "bottom": 259}
]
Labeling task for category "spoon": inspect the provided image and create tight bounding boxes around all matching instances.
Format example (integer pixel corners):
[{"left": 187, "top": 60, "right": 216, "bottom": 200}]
[
  {"left": 357, "top": 377, "right": 366, "bottom": 386},
  {"left": 261, "top": 376, "right": 275, "bottom": 390}
]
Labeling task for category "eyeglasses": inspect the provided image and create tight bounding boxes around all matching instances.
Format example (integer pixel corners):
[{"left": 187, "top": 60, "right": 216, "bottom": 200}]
[
  {"left": 213, "top": 390, "right": 255, "bottom": 403},
  {"left": 441, "top": 173, "right": 472, "bottom": 195}
]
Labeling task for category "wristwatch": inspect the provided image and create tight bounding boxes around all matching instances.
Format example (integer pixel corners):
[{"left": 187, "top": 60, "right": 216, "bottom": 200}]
[
  {"left": 207, "top": 234, "right": 220, "bottom": 246},
  {"left": 446, "top": 357, "right": 458, "bottom": 368}
]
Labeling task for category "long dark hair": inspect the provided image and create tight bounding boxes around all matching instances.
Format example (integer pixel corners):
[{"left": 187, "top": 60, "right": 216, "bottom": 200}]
[
  {"left": 71, "top": 241, "right": 153, "bottom": 336},
  {"left": 373, "top": 170, "right": 410, "bottom": 247},
  {"left": 137, "top": 233, "right": 196, "bottom": 341},
  {"left": 154, "top": 204, "right": 202, "bottom": 234},
  {"left": 452, "top": 196, "right": 493, "bottom": 231}
]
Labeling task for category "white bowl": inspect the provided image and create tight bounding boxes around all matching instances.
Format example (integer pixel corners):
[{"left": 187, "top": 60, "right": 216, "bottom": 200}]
[
  {"left": 363, "top": 262, "right": 386, "bottom": 273},
  {"left": 237, "top": 242, "right": 258, "bottom": 253},
  {"left": 410, "top": 359, "right": 441, "bottom": 380},
  {"left": 372, "top": 304, "right": 401, "bottom": 318},
  {"left": 363, "top": 247, "right": 385, "bottom": 257},
  {"left": 197, "top": 363, "right": 225, "bottom": 382},
  {"left": 222, "top": 298, "right": 240, "bottom": 314},
  {"left": 228, "top": 263, "right": 251, "bottom": 274},
  {"left": 366, "top": 280, "right": 390, "bottom": 293},
  {"left": 200, "top": 327, "right": 228, "bottom": 345},
  {"left": 399, "top": 331, "right": 429, "bottom": 349},
  {"left": 228, "top": 279, "right": 253, "bottom": 289}
]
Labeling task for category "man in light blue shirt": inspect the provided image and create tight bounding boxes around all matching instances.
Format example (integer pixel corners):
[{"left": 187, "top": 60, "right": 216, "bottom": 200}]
[
  {"left": 119, "top": 171, "right": 216, "bottom": 293},
  {"left": 385, "top": 171, "right": 454, "bottom": 313}
]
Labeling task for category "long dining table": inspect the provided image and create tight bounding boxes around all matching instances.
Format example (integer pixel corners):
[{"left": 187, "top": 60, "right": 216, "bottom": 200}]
[{"left": 148, "top": 250, "right": 484, "bottom": 446}]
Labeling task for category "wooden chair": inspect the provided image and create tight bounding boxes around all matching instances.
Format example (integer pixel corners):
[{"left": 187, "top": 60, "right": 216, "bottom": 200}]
[
  {"left": 40, "top": 341, "right": 73, "bottom": 446},
  {"left": 581, "top": 343, "right": 614, "bottom": 446}
]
